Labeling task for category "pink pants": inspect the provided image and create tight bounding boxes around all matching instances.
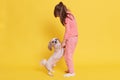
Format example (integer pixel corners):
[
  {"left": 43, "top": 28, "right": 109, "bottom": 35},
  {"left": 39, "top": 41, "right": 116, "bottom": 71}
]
[{"left": 64, "top": 36, "right": 78, "bottom": 73}]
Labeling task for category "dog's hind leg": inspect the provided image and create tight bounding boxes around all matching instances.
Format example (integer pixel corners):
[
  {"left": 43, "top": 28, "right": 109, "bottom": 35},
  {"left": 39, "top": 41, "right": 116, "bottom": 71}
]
[
  {"left": 48, "top": 71, "right": 53, "bottom": 76},
  {"left": 46, "top": 64, "right": 54, "bottom": 76},
  {"left": 48, "top": 69, "right": 54, "bottom": 76},
  {"left": 53, "top": 64, "right": 56, "bottom": 67}
]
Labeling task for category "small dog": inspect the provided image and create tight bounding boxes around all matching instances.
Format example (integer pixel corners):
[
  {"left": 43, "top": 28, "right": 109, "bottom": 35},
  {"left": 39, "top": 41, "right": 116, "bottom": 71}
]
[{"left": 41, "top": 38, "right": 64, "bottom": 76}]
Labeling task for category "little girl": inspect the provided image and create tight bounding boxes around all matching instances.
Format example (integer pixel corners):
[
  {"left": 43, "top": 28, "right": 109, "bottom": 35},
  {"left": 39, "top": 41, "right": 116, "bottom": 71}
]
[{"left": 54, "top": 2, "right": 78, "bottom": 77}]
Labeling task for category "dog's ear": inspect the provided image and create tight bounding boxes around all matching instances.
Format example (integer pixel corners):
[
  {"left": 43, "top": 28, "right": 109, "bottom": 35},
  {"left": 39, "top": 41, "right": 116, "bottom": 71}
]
[{"left": 48, "top": 41, "right": 52, "bottom": 51}]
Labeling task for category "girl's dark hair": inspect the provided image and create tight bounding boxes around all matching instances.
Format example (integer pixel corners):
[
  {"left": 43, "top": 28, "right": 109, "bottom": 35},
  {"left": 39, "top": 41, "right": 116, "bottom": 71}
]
[{"left": 54, "top": 2, "right": 69, "bottom": 25}]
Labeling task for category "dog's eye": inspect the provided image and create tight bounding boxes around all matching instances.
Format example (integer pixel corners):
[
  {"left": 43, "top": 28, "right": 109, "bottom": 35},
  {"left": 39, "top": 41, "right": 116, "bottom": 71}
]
[
  {"left": 55, "top": 41, "right": 57, "bottom": 43},
  {"left": 52, "top": 41, "right": 54, "bottom": 43}
]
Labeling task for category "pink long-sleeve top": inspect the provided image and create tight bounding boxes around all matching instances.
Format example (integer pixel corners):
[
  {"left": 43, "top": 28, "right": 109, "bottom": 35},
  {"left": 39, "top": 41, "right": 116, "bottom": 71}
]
[{"left": 64, "top": 13, "right": 78, "bottom": 40}]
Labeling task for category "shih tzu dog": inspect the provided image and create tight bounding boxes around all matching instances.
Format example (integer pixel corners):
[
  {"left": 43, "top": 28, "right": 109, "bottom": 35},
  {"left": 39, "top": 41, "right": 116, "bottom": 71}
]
[{"left": 41, "top": 38, "right": 64, "bottom": 76}]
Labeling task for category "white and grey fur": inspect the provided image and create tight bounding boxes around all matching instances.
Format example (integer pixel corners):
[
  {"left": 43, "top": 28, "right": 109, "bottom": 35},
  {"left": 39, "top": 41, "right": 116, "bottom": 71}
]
[{"left": 41, "top": 38, "right": 64, "bottom": 76}]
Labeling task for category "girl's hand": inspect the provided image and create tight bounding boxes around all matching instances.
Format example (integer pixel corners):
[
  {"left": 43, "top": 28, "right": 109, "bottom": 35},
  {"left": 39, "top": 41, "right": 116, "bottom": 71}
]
[{"left": 62, "top": 40, "right": 66, "bottom": 48}]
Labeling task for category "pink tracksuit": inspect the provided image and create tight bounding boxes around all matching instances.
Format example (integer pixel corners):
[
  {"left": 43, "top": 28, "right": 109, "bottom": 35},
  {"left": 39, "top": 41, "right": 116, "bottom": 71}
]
[{"left": 64, "top": 12, "right": 78, "bottom": 73}]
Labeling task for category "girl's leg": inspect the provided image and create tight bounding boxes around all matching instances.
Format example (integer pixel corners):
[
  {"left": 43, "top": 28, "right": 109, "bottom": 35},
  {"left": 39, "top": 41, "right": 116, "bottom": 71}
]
[
  {"left": 64, "top": 49, "right": 74, "bottom": 73},
  {"left": 64, "top": 37, "right": 78, "bottom": 74}
]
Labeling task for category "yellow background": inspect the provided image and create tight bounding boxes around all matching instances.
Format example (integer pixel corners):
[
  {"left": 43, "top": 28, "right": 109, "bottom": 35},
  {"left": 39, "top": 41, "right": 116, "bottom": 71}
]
[{"left": 0, "top": 0, "right": 120, "bottom": 80}]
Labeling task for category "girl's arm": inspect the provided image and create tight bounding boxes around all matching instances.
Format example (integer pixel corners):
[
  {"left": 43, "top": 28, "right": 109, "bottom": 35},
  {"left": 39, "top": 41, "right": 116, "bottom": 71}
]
[
  {"left": 62, "top": 39, "right": 66, "bottom": 48},
  {"left": 62, "top": 18, "right": 70, "bottom": 48}
]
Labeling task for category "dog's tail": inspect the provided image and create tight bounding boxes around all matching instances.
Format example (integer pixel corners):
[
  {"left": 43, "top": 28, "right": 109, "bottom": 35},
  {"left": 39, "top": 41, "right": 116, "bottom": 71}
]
[{"left": 40, "top": 59, "right": 47, "bottom": 66}]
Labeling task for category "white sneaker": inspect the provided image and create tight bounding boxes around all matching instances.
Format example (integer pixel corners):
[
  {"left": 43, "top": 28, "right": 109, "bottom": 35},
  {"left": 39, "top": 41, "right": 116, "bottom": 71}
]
[{"left": 64, "top": 73, "right": 76, "bottom": 77}]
